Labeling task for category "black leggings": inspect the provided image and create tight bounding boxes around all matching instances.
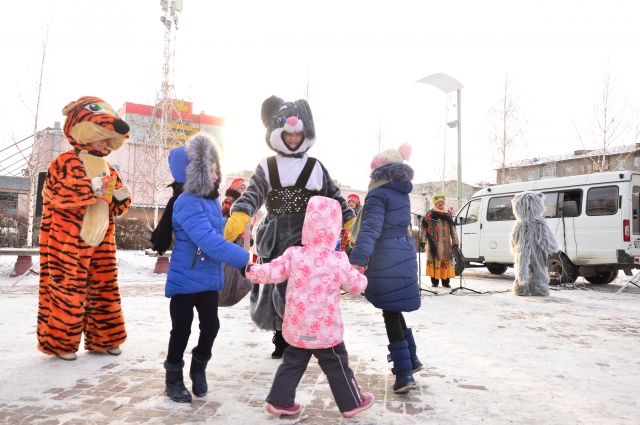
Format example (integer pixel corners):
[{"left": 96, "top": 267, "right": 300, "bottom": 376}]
[
  {"left": 431, "top": 277, "right": 450, "bottom": 285},
  {"left": 382, "top": 310, "right": 407, "bottom": 344},
  {"left": 167, "top": 291, "right": 220, "bottom": 364}
]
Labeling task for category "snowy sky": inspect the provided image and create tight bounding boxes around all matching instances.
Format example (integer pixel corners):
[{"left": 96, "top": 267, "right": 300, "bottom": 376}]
[{"left": 1, "top": 0, "right": 639, "bottom": 190}]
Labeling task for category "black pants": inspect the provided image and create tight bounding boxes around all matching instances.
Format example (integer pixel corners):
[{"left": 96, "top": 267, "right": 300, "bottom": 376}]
[
  {"left": 382, "top": 310, "right": 407, "bottom": 344},
  {"left": 167, "top": 291, "right": 220, "bottom": 364},
  {"left": 266, "top": 342, "right": 364, "bottom": 412}
]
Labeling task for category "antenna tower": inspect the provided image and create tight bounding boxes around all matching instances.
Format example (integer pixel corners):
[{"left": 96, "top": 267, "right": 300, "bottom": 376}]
[{"left": 156, "top": 0, "right": 186, "bottom": 146}]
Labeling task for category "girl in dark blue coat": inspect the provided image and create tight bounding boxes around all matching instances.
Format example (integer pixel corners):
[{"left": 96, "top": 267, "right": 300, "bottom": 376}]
[
  {"left": 349, "top": 143, "right": 423, "bottom": 394},
  {"left": 151, "top": 133, "right": 249, "bottom": 403}
]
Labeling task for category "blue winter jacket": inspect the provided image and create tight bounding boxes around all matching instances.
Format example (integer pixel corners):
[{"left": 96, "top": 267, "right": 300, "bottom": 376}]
[
  {"left": 349, "top": 165, "right": 420, "bottom": 312},
  {"left": 165, "top": 193, "right": 249, "bottom": 298}
]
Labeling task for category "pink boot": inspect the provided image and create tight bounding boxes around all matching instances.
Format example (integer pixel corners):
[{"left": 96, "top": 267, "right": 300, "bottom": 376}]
[
  {"left": 266, "top": 402, "right": 301, "bottom": 416},
  {"left": 342, "top": 393, "right": 375, "bottom": 418}
]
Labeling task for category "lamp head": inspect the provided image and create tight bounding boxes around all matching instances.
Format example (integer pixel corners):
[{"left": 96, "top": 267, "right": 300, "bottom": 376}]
[{"left": 447, "top": 120, "right": 459, "bottom": 129}]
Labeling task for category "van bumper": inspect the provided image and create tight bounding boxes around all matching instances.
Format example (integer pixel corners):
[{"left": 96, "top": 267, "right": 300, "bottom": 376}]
[{"left": 616, "top": 250, "right": 640, "bottom": 264}]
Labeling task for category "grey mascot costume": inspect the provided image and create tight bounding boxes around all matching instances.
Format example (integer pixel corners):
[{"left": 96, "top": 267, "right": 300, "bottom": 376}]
[
  {"left": 224, "top": 96, "right": 355, "bottom": 357},
  {"left": 510, "top": 191, "right": 560, "bottom": 296}
]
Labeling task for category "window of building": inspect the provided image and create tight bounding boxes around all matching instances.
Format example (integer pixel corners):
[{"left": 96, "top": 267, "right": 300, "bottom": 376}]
[
  {"left": 634, "top": 157, "right": 640, "bottom": 172},
  {"left": 617, "top": 159, "right": 627, "bottom": 171},
  {"left": 586, "top": 186, "right": 619, "bottom": 216},
  {"left": 526, "top": 170, "right": 536, "bottom": 181},
  {"left": 0, "top": 192, "right": 18, "bottom": 213},
  {"left": 541, "top": 164, "right": 556, "bottom": 178},
  {"left": 487, "top": 196, "right": 516, "bottom": 221},
  {"left": 564, "top": 166, "right": 573, "bottom": 176},
  {"left": 592, "top": 161, "right": 602, "bottom": 172}
]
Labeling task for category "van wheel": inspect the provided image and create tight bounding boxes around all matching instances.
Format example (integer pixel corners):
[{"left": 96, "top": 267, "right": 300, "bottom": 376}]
[
  {"left": 452, "top": 246, "right": 465, "bottom": 276},
  {"left": 486, "top": 264, "right": 508, "bottom": 275},
  {"left": 585, "top": 271, "right": 617, "bottom": 284},
  {"left": 548, "top": 253, "right": 578, "bottom": 284}
]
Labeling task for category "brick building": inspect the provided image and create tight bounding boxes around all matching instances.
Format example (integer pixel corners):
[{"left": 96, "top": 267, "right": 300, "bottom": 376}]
[{"left": 497, "top": 143, "right": 640, "bottom": 184}]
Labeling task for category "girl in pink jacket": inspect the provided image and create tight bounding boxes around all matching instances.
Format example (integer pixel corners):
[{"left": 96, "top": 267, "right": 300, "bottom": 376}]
[{"left": 245, "top": 196, "right": 374, "bottom": 418}]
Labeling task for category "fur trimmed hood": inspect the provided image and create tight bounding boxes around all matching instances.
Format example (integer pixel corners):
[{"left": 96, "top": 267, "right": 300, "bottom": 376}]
[
  {"left": 168, "top": 132, "right": 222, "bottom": 197},
  {"left": 370, "top": 162, "right": 414, "bottom": 183}
]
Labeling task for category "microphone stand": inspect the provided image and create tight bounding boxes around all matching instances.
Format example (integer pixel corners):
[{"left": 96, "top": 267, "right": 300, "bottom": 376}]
[
  {"left": 412, "top": 212, "right": 438, "bottom": 295},
  {"left": 450, "top": 215, "right": 482, "bottom": 295}
]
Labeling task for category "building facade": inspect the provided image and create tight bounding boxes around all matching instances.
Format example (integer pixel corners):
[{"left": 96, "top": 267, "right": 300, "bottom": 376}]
[
  {"left": 18, "top": 100, "right": 226, "bottom": 224},
  {"left": 497, "top": 144, "right": 640, "bottom": 184},
  {"left": 411, "top": 180, "right": 480, "bottom": 213}
]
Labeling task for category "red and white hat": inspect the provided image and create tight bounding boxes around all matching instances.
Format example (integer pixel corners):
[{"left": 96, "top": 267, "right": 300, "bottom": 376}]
[{"left": 229, "top": 178, "right": 246, "bottom": 191}]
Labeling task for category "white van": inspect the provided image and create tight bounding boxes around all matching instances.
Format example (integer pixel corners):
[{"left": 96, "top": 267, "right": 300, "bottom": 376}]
[{"left": 455, "top": 171, "right": 640, "bottom": 284}]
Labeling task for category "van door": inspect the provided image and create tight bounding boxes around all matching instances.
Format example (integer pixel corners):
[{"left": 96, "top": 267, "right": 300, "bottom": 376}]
[
  {"left": 575, "top": 185, "right": 621, "bottom": 264},
  {"left": 456, "top": 198, "right": 482, "bottom": 260},
  {"left": 482, "top": 194, "right": 516, "bottom": 263},
  {"left": 629, "top": 177, "right": 640, "bottom": 256}
]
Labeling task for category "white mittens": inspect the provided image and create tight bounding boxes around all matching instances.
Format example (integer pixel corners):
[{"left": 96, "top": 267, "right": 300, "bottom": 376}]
[
  {"left": 91, "top": 177, "right": 104, "bottom": 193},
  {"left": 113, "top": 185, "right": 131, "bottom": 201}
]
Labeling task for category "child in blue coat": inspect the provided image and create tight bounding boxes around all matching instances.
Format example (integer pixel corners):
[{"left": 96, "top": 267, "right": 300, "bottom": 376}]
[
  {"left": 152, "top": 133, "right": 249, "bottom": 403},
  {"left": 349, "top": 143, "right": 423, "bottom": 394}
]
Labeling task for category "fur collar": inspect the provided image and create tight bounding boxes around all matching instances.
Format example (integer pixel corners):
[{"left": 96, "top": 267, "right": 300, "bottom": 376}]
[
  {"left": 183, "top": 133, "right": 222, "bottom": 197},
  {"left": 370, "top": 162, "right": 414, "bottom": 183}
]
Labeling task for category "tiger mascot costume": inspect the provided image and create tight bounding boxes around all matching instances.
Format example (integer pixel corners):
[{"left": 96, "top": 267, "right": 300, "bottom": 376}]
[{"left": 37, "top": 96, "right": 132, "bottom": 360}]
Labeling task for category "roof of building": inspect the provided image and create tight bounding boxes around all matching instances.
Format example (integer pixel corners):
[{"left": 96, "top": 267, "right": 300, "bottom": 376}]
[
  {"left": 503, "top": 143, "right": 640, "bottom": 169},
  {"left": 118, "top": 100, "right": 225, "bottom": 127},
  {"left": 0, "top": 176, "right": 30, "bottom": 191}
]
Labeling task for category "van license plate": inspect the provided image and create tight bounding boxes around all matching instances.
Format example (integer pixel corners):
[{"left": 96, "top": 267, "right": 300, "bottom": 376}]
[{"left": 635, "top": 240, "right": 640, "bottom": 248}]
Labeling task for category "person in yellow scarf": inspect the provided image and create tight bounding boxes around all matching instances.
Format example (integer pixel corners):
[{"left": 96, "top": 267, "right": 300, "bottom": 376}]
[{"left": 419, "top": 194, "right": 459, "bottom": 287}]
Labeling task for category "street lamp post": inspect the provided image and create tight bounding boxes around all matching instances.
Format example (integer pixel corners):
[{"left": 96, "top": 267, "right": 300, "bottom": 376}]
[{"left": 416, "top": 73, "right": 464, "bottom": 211}]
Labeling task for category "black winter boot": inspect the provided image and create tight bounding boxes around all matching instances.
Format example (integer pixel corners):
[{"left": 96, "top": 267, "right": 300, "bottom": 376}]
[
  {"left": 164, "top": 360, "right": 192, "bottom": 403},
  {"left": 442, "top": 279, "right": 451, "bottom": 288},
  {"left": 387, "top": 341, "right": 416, "bottom": 394},
  {"left": 431, "top": 278, "right": 439, "bottom": 287},
  {"left": 403, "top": 328, "right": 424, "bottom": 373},
  {"left": 272, "top": 330, "right": 289, "bottom": 359},
  {"left": 189, "top": 347, "right": 211, "bottom": 397}
]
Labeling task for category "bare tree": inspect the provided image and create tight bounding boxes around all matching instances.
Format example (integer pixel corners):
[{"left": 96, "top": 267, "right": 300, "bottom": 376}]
[
  {"left": 376, "top": 116, "right": 383, "bottom": 152},
  {"left": 488, "top": 76, "right": 527, "bottom": 184},
  {"left": 21, "top": 24, "right": 51, "bottom": 247},
  {"left": 577, "top": 68, "right": 640, "bottom": 173},
  {"left": 304, "top": 66, "right": 312, "bottom": 103}
]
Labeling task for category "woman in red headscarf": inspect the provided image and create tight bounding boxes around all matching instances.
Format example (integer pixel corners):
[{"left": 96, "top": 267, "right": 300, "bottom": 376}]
[{"left": 338, "top": 194, "right": 362, "bottom": 254}]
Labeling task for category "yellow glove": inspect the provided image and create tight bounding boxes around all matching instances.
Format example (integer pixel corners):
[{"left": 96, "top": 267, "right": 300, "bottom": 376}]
[
  {"left": 224, "top": 211, "right": 251, "bottom": 242},
  {"left": 344, "top": 217, "right": 355, "bottom": 231}
]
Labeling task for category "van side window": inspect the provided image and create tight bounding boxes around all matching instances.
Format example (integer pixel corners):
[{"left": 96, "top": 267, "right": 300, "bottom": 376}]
[
  {"left": 586, "top": 186, "right": 619, "bottom": 216},
  {"left": 542, "top": 192, "right": 559, "bottom": 218},
  {"left": 456, "top": 202, "right": 470, "bottom": 224},
  {"left": 466, "top": 199, "right": 482, "bottom": 224},
  {"left": 559, "top": 190, "right": 583, "bottom": 217},
  {"left": 487, "top": 196, "right": 516, "bottom": 221}
]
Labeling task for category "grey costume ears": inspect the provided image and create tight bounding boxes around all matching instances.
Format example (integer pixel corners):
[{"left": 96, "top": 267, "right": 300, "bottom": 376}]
[{"left": 260, "top": 95, "right": 316, "bottom": 156}]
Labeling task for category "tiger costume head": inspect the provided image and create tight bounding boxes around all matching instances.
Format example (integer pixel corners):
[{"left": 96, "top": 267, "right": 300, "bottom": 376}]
[{"left": 62, "top": 96, "right": 130, "bottom": 156}]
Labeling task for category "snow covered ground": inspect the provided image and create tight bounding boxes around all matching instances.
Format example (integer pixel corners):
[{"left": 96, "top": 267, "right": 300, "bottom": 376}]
[{"left": 0, "top": 251, "right": 639, "bottom": 424}]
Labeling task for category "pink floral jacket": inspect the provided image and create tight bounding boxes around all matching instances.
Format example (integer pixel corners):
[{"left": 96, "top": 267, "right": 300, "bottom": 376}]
[{"left": 246, "top": 196, "right": 367, "bottom": 349}]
